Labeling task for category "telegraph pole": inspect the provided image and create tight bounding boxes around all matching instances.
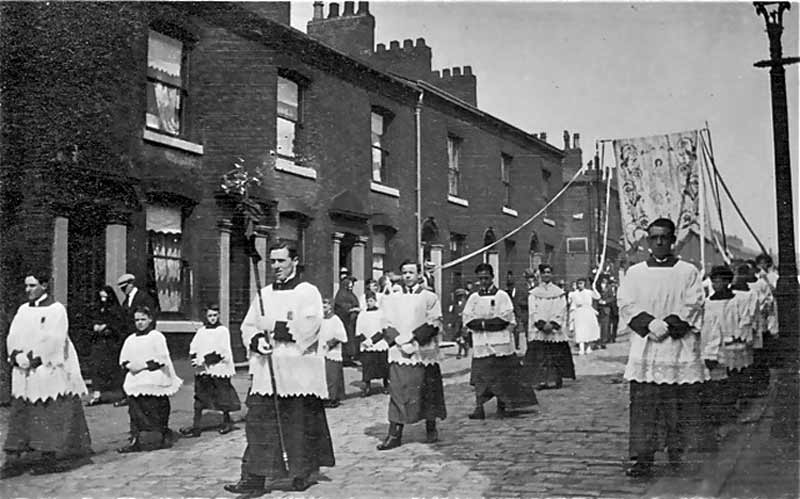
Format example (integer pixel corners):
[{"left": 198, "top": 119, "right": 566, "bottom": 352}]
[{"left": 753, "top": 1, "right": 799, "bottom": 440}]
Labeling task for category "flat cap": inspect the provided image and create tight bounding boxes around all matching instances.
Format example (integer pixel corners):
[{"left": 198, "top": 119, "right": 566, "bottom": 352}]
[{"left": 117, "top": 273, "right": 135, "bottom": 285}]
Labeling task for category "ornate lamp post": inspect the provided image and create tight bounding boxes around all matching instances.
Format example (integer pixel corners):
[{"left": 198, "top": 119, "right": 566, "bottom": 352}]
[{"left": 754, "top": 1, "right": 799, "bottom": 440}]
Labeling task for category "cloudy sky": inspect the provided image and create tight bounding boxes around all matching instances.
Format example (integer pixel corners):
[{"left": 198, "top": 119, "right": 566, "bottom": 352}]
[{"left": 291, "top": 1, "right": 799, "bottom": 255}]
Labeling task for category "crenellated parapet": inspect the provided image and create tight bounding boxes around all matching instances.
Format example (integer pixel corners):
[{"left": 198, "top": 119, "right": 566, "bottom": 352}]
[
  {"left": 369, "top": 37, "right": 432, "bottom": 81},
  {"left": 425, "top": 65, "right": 477, "bottom": 106}
]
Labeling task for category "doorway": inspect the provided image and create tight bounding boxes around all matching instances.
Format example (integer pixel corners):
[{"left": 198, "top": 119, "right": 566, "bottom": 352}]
[{"left": 67, "top": 204, "right": 107, "bottom": 368}]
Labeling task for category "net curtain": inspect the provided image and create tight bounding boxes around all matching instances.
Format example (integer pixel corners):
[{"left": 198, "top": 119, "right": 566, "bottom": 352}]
[{"left": 146, "top": 205, "right": 183, "bottom": 313}]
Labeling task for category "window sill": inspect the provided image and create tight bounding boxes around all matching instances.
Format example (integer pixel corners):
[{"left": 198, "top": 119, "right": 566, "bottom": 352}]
[
  {"left": 543, "top": 217, "right": 556, "bottom": 227},
  {"left": 502, "top": 206, "right": 518, "bottom": 217},
  {"left": 156, "top": 320, "right": 203, "bottom": 333},
  {"left": 447, "top": 195, "right": 469, "bottom": 207},
  {"left": 143, "top": 129, "right": 204, "bottom": 155},
  {"left": 275, "top": 157, "right": 317, "bottom": 180},
  {"left": 370, "top": 182, "right": 400, "bottom": 198}
]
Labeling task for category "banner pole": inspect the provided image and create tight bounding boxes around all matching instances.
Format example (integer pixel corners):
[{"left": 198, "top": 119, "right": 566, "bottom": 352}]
[{"left": 698, "top": 130, "right": 707, "bottom": 274}]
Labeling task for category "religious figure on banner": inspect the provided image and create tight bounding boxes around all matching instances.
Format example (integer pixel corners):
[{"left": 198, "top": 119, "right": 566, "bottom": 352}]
[{"left": 613, "top": 130, "right": 701, "bottom": 253}]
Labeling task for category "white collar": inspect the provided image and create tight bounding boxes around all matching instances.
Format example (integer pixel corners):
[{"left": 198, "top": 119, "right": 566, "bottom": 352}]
[
  {"left": 35, "top": 293, "right": 49, "bottom": 306},
  {"left": 277, "top": 269, "right": 297, "bottom": 284}
]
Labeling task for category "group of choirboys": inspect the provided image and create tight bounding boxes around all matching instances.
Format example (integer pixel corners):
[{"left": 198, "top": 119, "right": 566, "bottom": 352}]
[{"left": 0, "top": 218, "right": 781, "bottom": 491}]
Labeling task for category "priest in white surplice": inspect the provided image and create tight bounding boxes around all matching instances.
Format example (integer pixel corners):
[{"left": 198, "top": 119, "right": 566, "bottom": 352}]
[
  {"left": 617, "top": 218, "right": 707, "bottom": 478},
  {"left": 225, "top": 242, "right": 334, "bottom": 496},
  {"left": 2, "top": 272, "right": 92, "bottom": 478}
]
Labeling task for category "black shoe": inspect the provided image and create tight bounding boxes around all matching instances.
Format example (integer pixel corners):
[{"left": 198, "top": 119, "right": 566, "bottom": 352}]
[
  {"left": 624, "top": 461, "right": 653, "bottom": 478},
  {"left": 377, "top": 434, "right": 402, "bottom": 450},
  {"left": 468, "top": 406, "right": 486, "bottom": 420},
  {"left": 497, "top": 406, "right": 509, "bottom": 419},
  {"left": 30, "top": 456, "right": 92, "bottom": 476},
  {"left": 224, "top": 476, "right": 267, "bottom": 495},
  {"left": 292, "top": 476, "right": 315, "bottom": 491},
  {"left": 180, "top": 426, "right": 202, "bottom": 438},
  {"left": 219, "top": 423, "right": 237, "bottom": 435},
  {"left": 0, "top": 461, "right": 29, "bottom": 479},
  {"left": 117, "top": 438, "right": 141, "bottom": 453}
]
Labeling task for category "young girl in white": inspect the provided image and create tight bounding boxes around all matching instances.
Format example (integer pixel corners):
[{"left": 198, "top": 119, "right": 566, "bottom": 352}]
[
  {"left": 319, "top": 298, "right": 348, "bottom": 408},
  {"left": 118, "top": 306, "right": 182, "bottom": 453},
  {"left": 180, "top": 305, "right": 241, "bottom": 437},
  {"left": 569, "top": 278, "right": 601, "bottom": 355}
]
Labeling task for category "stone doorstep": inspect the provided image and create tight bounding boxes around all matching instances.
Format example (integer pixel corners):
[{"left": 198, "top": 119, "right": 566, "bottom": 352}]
[{"left": 643, "top": 380, "right": 775, "bottom": 499}]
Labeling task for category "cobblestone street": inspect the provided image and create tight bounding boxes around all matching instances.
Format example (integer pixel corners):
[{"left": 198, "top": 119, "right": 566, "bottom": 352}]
[{"left": 0, "top": 338, "right": 773, "bottom": 498}]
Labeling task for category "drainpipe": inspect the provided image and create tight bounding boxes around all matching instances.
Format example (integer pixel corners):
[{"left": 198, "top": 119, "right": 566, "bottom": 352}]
[{"left": 416, "top": 90, "right": 424, "bottom": 265}]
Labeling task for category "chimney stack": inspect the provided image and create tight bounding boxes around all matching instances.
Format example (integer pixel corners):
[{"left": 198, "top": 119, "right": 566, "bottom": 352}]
[
  {"left": 308, "top": 1, "right": 374, "bottom": 60},
  {"left": 313, "top": 1, "right": 324, "bottom": 20},
  {"left": 540, "top": 132, "right": 547, "bottom": 142},
  {"left": 563, "top": 130, "right": 570, "bottom": 149},
  {"left": 573, "top": 133, "right": 580, "bottom": 149}
]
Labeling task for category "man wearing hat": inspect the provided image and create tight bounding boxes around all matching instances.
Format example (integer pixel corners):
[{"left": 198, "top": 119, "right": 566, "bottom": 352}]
[
  {"left": 334, "top": 270, "right": 360, "bottom": 366},
  {"left": 118, "top": 273, "right": 157, "bottom": 331}
]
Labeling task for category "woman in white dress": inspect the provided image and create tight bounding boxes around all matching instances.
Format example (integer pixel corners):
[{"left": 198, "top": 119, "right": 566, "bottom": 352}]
[{"left": 569, "top": 278, "right": 601, "bottom": 355}]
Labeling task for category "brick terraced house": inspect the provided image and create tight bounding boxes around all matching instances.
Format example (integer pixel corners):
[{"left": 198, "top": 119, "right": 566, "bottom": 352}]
[{"left": 0, "top": 2, "right": 583, "bottom": 379}]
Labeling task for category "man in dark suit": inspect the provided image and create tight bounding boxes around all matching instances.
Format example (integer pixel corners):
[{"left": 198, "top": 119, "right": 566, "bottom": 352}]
[{"left": 117, "top": 273, "right": 157, "bottom": 328}]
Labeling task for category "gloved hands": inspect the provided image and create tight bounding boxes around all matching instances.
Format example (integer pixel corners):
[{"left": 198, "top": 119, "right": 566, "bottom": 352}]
[
  {"left": 647, "top": 319, "right": 670, "bottom": 341},
  {"left": 704, "top": 359, "right": 719, "bottom": 370},
  {"left": 534, "top": 320, "right": 547, "bottom": 332},
  {"left": 326, "top": 338, "right": 340, "bottom": 350}
]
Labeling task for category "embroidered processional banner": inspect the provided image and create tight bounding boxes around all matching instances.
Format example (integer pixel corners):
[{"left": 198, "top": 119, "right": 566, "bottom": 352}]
[{"left": 613, "top": 130, "right": 701, "bottom": 251}]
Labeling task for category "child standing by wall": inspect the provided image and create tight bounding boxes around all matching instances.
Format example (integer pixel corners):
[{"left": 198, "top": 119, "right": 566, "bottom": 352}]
[
  {"left": 118, "top": 306, "right": 182, "bottom": 453},
  {"left": 319, "top": 298, "right": 348, "bottom": 408},
  {"left": 180, "top": 304, "right": 241, "bottom": 437}
]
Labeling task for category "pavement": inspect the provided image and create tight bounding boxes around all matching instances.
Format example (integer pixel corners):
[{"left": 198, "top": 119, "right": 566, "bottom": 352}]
[{"left": 0, "top": 336, "right": 796, "bottom": 499}]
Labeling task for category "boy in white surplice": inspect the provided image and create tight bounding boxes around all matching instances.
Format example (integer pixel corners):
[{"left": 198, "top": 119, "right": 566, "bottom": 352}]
[
  {"left": 180, "top": 304, "right": 241, "bottom": 438},
  {"left": 463, "top": 263, "right": 536, "bottom": 420},
  {"left": 617, "top": 218, "right": 707, "bottom": 478}
]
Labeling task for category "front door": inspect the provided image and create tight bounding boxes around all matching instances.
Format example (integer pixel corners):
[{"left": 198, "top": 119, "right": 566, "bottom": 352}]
[
  {"left": 67, "top": 205, "right": 107, "bottom": 370},
  {"left": 228, "top": 225, "right": 251, "bottom": 362}
]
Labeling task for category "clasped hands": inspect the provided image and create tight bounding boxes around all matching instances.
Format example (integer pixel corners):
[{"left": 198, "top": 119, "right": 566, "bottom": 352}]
[
  {"left": 9, "top": 350, "right": 42, "bottom": 370},
  {"left": 647, "top": 315, "right": 690, "bottom": 342},
  {"left": 120, "top": 359, "right": 164, "bottom": 374},
  {"left": 191, "top": 352, "right": 224, "bottom": 368},
  {"left": 249, "top": 319, "right": 296, "bottom": 356}
]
